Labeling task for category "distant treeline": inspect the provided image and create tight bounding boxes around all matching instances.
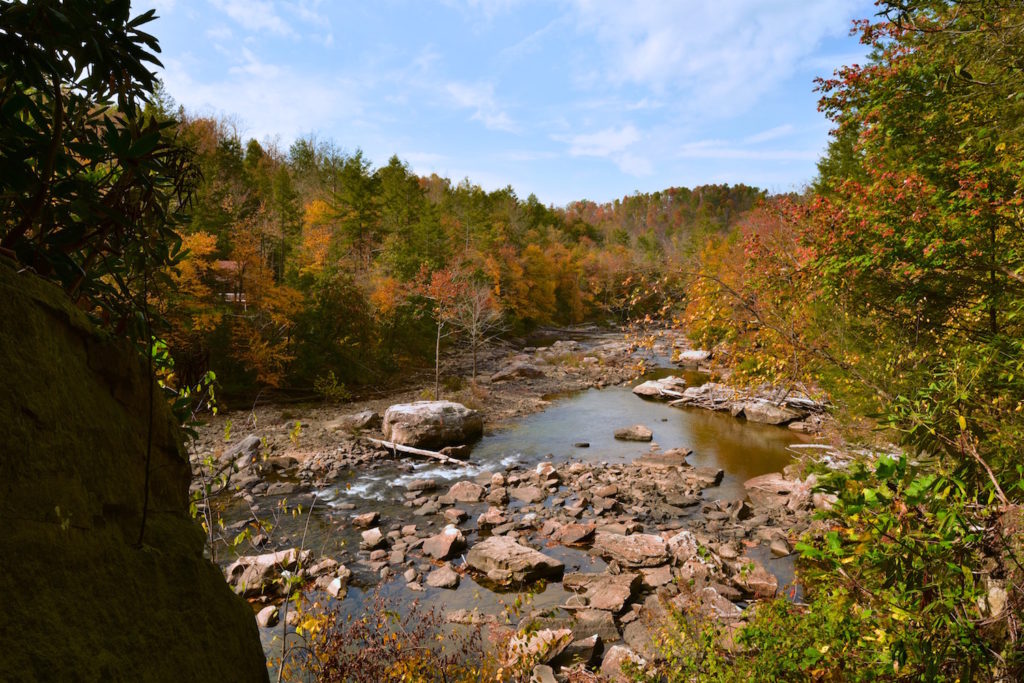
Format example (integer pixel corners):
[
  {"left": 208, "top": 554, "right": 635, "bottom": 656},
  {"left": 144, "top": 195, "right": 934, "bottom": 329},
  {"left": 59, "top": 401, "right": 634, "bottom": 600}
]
[{"left": 154, "top": 100, "right": 763, "bottom": 393}]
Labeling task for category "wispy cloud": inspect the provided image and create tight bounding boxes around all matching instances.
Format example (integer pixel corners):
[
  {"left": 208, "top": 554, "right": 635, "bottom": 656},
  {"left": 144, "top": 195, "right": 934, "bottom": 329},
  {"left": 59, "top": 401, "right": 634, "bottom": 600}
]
[
  {"left": 678, "top": 139, "right": 818, "bottom": 161},
  {"left": 568, "top": 0, "right": 867, "bottom": 114},
  {"left": 162, "top": 53, "right": 362, "bottom": 142},
  {"left": 445, "top": 81, "right": 518, "bottom": 132},
  {"left": 209, "top": 0, "right": 295, "bottom": 37},
  {"left": 745, "top": 124, "right": 796, "bottom": 144},
  {"left": 557, "top": 124, "right": 652, "bottom": 176}
]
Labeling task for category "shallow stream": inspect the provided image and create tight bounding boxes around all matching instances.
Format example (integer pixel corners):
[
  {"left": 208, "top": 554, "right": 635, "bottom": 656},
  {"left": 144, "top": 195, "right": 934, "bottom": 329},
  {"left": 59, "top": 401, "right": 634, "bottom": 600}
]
[{"left": 246, "top": 358, "right": 808, "bottom": 659}]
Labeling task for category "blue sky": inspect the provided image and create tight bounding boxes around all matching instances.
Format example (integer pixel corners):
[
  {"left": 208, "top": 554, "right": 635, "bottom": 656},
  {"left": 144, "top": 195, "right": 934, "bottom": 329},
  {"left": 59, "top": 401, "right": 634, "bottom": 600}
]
[{"left": 144, "top": 0, "right": 877, "bottom": 206}]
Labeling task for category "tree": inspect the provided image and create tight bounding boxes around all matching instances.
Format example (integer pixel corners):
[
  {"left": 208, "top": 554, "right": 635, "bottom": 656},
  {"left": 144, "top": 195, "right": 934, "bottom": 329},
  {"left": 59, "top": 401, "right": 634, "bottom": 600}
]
[
  {"left": 416, "top": 266, "right": 466, "bottom": 400},
  {"left": 451, "top": 280, "right": 504, "bottom": 381},
  {"left": 0, "top": 0, "right": 198, "bottom": 329}
]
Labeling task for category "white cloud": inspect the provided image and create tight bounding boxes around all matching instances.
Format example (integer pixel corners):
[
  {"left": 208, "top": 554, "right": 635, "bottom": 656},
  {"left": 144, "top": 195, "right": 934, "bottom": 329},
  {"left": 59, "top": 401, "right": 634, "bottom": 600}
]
[
  {"left": 568, "top": 0, "right": 868, "bottom": 114},
  {"left": 557, "top": 124, "right": 651, "bottom": 175},
  {"left": 445, "top": 82, "right": 518, "bottom": 132},
  {"left": 209, "top": 0, "right": 295, "bottom": 37},
  {"left": 205, "top": 25, "right": 233, "bottom": 42},
  {"left": 161, "top": 54, "right": 362, "bottom": 143},
  {"left": 562, "top": 124, "right": 640, "bottom": 157},
  {"left": 745, "top": 124, "right": 796, "bottom": 144}
]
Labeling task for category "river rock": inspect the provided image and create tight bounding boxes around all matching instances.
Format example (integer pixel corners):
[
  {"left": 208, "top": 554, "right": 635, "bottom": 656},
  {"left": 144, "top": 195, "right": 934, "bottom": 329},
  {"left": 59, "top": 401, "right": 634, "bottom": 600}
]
[
  {"left": 219, "top": 434, "right": 261, "bottom": 466},
  {"left": 743, "top": 472, "right": 801, "bottom": 510},
  {"left": 614, "top": 425, "right": 653, "bottom": 442},
  {"left": 592, "top": 533, "right": 669, "bottom": 568},
  {"left": 477, "top": 507, "right": 508, "bottom": 528},
  {"left": 466, "top": 536, "right": 565, "bottom": 584},
  {"left": 447, "top": 480, "right": 485, "bottom": 502},
  {"left": 422, "top": 525, "right": 466, "bottom": 560},
  {"left": 382, "top": 401, "right": 483, "bottom": 449},
  {"left": 426, "top": 564, "right": 461, "bottom": 589},
  {"left": 675, "top": 348, "right": 712, "bottom": 367},
  {"left": 553, "top": 522, "right": 596, "bottom": 546},
  {"left": 505, "top": 628, "right": 573, "bottom": 668},
  {"left": 225, "top": 548, "right": 311, "bottom": 598},
  {"left": 601, "top": 645, "right": 647, "bottom": 683},
  {"left": 328, "top": 409, "right": 382, "bottom": 432},
  {"left": 352, "top": 511, "right": 379, "bottom": 529},
  {"left": 511, "top": 485, "right": 547, "bottom": 504},
  {"left": 736, "top": 400, "right": 803, "bottom": 425},
  {"left": 636, "top": 448, "right": 692, "bottom": 469},
  {"left": 731, "top": 557, "right": 778, "bottom": 598},
  {"left": 360, "top": 527, "right": 386, "bottom": 550},
  {"left": 632, "top": 376, "right": 687, "bottom": 400},
  {"left": 491, "top": 361, "right": 545, "bottom": 382},
  {"left": 564, "top": 572, "right": 641, "bottom": 613},
  {"left": 550, "top": 634, "right": 602, "bottom": 669},
  {"left": 256, "top": 605, "right": 279, "bottom": 628},
  {"left": 406, "top": 478, "right": 438, "bottom": 492}
]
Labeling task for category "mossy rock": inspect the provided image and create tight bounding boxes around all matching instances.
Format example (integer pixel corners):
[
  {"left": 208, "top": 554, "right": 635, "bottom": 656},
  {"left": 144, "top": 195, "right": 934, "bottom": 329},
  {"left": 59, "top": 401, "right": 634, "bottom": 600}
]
[{"left": 0, "top": 260, "right": 268, "bottom": 682}]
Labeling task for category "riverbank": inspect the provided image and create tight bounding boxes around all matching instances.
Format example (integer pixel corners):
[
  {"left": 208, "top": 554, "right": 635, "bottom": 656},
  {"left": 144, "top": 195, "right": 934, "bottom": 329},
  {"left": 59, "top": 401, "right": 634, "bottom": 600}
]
[{"left": 190, "top": 327, "right": 839, "bottom": 680}]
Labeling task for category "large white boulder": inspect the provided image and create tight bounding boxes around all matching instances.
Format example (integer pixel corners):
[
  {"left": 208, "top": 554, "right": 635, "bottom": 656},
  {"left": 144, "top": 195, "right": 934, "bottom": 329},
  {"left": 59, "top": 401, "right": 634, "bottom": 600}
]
[{"left": 382, "top": 400, "right": 483, "bottom": 449}]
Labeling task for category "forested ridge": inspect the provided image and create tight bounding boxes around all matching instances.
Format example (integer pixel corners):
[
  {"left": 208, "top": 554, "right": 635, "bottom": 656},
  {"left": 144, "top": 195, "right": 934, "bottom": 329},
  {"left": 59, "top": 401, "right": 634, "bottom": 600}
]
[
  {"left": 1, "top": 0, "right": 1022, "bottom": 681},
  {"left": 154, "top": 106, "right": 762, "bottom": 394}
]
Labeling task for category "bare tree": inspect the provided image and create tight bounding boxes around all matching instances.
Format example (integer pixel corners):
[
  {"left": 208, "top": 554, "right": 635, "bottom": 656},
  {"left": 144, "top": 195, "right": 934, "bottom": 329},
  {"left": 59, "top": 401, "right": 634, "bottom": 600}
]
[{"left": 452, "top": 281, "right": 505, "bottom": 381}]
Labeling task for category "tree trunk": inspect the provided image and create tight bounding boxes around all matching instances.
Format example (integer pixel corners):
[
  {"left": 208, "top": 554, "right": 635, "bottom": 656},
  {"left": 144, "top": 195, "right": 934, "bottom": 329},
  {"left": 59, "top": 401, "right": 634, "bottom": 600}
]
[{"left": 435, "top": 321, "right": 441, "bottom": 400}]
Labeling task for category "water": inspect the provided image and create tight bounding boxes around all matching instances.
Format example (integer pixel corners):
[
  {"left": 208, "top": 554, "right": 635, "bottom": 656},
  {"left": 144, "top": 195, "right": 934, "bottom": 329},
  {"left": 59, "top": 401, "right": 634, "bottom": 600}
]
[{"left": 249, "top": 365, "right": 809, "bottom": 665}]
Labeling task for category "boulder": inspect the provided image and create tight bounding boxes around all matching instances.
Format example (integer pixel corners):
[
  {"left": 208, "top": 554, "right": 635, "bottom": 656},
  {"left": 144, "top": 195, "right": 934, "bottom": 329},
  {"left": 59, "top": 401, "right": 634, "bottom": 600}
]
[
  {"left": 675, "top": 348, "right": 712, "bottom": 367},
  {"left": 225, "top": 548, "right": 311, "bottom": 598},
  {"left": 1, "top": 258, "right": 267, "bottom": 678},
  {"left": 613, "top": 425, "right": 653, "bottom": 442},
  {"left": 352, "top": 511, "right": 379, "bottom": 529},
  {"left": 632, "top": 376, "right": 687, "bottom": 400},
  {"left": 467, "top": 536, "right": 565, "bottom": 584},
  {"left": 563, "top": 572, "right": 641, "bottom": 613},
  {"left": 219, "top": 434, "right": 261, "bottom": 467},
  {"left": 422, "top": 525, "right": 466, "bottom": 560},
  {"left": 360, "top": 528, "right": 386, "bottom": 550},
  {"left": 737, "top": 400, "right": 803, "bottom": 425},
  {"left": 425, "top": 564, "right": 461, "bottom": 589},
  {"left": 553, "top": 523, "right": 596, "bottom": 547},
  {"left": 511, "top": 485, "right": 547, "bottom": 504},
  {"left": 491, "top": 361, "right": 545, "bottom": 382},
  {"left": 328, "top": 410, "right": 381, "bottom": 432},
  {"left": 255, "top": 605, "right": 279, "bottom": 628},
  {"left": 744, "top": 473, "right": 802, "bottom": 510},
  {"left": 592, "top": 533, "right": 669, "bottom": 568},
  {"left": 382, "top": 401, "right": 483, "bottom": 449},
  {"left": 447, "top": 480, "right": 485, "bottom": 503},
  {"left": 601, "top": 645, "right": 647, "bottom": 683}
]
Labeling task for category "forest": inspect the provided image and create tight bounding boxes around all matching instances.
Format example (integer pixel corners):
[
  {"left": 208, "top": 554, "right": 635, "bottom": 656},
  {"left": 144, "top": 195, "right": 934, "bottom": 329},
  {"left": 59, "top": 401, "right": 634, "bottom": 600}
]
[
  {"left": 1, "top": 0, "right": 1022, "bottom": 681},
  {"left": 150, "top": 104, "right": 762, "bottom": 395}
]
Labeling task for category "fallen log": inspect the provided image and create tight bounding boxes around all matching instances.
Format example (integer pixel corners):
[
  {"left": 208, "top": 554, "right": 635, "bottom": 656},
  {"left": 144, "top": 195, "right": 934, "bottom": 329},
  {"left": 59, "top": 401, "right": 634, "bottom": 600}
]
[{"left": 363, "top": 437, "right": 465, "bottom": 466}]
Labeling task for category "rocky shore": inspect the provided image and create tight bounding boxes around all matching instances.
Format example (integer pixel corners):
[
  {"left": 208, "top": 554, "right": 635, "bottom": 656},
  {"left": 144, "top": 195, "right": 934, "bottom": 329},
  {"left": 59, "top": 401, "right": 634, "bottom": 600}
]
[{"left": 191, "top": 328, "right": 842, "bottom": 680}]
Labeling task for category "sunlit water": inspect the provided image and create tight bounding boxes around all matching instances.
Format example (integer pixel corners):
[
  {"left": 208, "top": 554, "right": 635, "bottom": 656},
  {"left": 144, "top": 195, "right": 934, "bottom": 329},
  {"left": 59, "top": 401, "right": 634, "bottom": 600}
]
[{"left": 248, "top": 354, "right": 809, "bottom": 663}]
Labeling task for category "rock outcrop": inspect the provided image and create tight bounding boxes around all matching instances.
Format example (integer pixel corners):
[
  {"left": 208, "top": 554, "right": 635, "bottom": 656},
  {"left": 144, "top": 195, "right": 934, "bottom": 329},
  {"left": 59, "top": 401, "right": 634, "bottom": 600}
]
[{"left": 0, "top": 261, "right": 267, "bottom": 682}]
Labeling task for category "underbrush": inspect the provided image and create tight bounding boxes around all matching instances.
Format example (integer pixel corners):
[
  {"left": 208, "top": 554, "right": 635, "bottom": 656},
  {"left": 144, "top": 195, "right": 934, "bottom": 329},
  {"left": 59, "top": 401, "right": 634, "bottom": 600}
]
[{"left": 277, "top": 591, "right": 503, "bottom": 682}]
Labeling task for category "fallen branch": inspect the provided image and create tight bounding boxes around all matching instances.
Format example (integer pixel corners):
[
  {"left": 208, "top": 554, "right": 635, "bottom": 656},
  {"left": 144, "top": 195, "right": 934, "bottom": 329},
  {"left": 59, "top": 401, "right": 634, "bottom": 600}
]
[{"left": 363, "top": 437, "right": 465, "bottom": 466}]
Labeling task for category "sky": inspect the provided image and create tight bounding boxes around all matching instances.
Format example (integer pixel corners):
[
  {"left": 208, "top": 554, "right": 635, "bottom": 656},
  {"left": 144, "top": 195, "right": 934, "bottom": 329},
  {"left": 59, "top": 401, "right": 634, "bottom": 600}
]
[{"left": 142, "top": 0, "right": 878, "bottom": 206}]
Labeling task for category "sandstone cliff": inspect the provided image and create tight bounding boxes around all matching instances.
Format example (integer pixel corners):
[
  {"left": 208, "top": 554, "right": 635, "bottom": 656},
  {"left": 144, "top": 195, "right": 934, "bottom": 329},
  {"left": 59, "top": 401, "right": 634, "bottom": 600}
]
[{"left": 0, "top": 259, "right": 268, "bottom": 682}]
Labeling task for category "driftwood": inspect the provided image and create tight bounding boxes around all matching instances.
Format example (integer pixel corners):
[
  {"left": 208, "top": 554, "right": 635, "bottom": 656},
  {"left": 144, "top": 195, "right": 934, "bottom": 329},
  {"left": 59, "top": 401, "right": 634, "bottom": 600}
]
[{"left": 363, "top": 437, "right": 464, "bottom": 466}]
